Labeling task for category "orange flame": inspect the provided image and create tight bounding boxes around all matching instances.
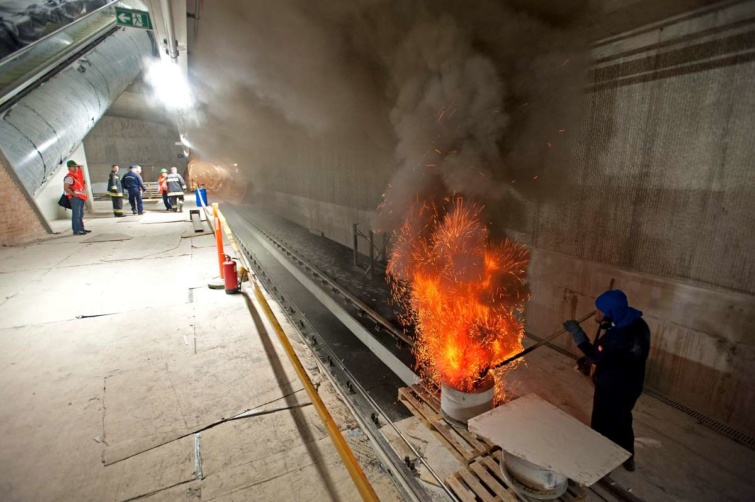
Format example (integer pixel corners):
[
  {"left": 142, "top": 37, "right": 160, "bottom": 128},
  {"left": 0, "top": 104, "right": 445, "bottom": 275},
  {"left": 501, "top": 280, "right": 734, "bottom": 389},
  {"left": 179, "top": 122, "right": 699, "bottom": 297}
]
[{"left": 388, "top": 196, "right": 529, "bottom": 395}]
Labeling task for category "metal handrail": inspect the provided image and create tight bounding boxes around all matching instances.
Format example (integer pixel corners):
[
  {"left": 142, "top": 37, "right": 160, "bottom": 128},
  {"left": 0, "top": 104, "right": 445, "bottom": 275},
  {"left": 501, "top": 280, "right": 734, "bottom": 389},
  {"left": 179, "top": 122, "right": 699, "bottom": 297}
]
[
  {"left": 0, "top": 0, "right": 120, "bottom": 70},
  {"left": 0, "top": 22, "right": 118, "bottom": 108}
]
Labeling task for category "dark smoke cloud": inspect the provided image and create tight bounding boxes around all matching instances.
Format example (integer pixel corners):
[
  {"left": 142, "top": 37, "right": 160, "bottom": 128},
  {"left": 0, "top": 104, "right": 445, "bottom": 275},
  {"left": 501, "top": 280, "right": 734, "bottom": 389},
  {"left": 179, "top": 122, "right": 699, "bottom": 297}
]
[{"left": 189, "top": 0, "right": 593, "bottom": 233}]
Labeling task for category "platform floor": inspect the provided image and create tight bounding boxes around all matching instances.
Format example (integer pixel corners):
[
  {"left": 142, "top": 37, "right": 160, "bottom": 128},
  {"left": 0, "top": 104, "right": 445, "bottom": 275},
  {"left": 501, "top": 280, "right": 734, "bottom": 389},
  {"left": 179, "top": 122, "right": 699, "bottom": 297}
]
[{"left": 0, "top": 199, "right": 400, "bottom": 501}]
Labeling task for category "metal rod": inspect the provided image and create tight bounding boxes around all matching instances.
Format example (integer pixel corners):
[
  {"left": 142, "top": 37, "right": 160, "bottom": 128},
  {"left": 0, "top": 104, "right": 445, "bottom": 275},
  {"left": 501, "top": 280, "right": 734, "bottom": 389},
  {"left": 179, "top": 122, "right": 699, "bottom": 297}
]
[
  {"left": 192, "top": 0, "right": 200, "bottom": 42},
  {"left": 212, "top": 203, "right": 225, "bottom": 279},
  {"left": 492, "top": 310, "right": 596, "bottom": 370},
  {"left": 368, "top": 230, "right": 374, "bottom": 278},
  {"left": 353, "top": 223, "right": 359, "bottom": 268}
]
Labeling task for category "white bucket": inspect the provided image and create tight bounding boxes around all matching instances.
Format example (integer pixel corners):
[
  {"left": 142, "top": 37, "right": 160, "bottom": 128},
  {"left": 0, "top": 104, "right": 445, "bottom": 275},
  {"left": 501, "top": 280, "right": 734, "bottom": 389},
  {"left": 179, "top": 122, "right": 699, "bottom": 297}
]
[
  {"left": 502, "top": 451, "right": 568, "bottom": 499},
  {"left": 440, "top": 373, "right": 495, "bottom": 426}
]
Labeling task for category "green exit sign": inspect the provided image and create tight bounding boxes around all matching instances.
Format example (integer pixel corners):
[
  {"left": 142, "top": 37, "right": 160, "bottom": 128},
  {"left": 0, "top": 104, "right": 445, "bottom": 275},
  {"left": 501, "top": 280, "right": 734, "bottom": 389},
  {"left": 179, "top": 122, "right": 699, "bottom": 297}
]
[{"left": 115, "top": 7, "right": 153, "bottom": 30}]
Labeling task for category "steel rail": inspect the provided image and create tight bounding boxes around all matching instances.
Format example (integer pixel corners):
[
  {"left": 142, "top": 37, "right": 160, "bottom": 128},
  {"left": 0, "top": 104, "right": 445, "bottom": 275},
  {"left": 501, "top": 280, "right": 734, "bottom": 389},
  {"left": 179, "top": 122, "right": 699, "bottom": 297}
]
[{"left": 250, "top": 222, "right": 414, "bottom": 348}]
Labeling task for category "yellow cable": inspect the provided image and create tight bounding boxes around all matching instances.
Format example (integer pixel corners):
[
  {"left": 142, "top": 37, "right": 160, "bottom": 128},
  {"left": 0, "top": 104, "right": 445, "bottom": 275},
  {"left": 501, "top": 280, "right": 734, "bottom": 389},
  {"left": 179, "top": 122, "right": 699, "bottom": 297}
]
[
  {"left": 252, "top": 282, "right": 380, "bottom": 502},
  {"left": 217, "top": 208, "right": 379, "bottom": 501}
]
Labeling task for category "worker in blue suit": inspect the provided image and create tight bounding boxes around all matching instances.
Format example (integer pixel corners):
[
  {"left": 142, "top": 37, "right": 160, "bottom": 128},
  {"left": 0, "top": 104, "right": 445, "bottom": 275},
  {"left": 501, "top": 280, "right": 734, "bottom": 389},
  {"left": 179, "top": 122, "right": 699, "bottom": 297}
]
[
  {"left": 121, "top": 164, "right": 147, "bottom": 215},
  {"left": 564, "top": 290, "right": 650, "bottom": 472}
]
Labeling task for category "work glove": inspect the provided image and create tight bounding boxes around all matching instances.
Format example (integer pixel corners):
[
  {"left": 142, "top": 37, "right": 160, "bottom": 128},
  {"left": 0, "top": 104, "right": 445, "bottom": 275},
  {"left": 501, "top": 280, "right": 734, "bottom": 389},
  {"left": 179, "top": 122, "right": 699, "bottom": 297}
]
[{"left": 563, "top": 320, "right": 588, "bottom": 346}]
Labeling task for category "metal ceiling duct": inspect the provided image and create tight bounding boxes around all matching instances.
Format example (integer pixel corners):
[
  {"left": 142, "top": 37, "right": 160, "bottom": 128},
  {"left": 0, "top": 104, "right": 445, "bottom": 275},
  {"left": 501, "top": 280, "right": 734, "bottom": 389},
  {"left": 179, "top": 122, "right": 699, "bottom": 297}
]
[{"left": 0, "top": 27, "right": 152, "bottom": 196}]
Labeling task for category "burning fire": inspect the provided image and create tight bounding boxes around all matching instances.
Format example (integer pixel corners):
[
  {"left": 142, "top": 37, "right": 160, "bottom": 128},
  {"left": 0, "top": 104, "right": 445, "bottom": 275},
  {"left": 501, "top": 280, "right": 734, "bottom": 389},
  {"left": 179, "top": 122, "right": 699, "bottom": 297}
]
[{"left": 387, "top": 196, "right": 529, "bottom": 395}]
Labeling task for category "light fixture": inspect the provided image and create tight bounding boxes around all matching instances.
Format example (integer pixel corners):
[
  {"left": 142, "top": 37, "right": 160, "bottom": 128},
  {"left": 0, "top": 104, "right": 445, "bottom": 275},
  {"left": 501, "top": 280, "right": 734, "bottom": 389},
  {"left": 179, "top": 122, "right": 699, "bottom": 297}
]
[{"left": 144, "top": 58, "right": 193, "bottom": 111}]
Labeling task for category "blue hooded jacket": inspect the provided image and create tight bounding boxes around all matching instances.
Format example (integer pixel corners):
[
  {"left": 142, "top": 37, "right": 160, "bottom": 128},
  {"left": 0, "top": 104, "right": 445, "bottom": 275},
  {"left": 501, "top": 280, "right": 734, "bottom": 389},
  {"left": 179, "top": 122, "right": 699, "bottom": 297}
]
[
  {"left": 595, "top": 290, "right": 643, "bottom": 328},
  {"left": 577, "top": 289, "right": 650, "bottom": 395}
]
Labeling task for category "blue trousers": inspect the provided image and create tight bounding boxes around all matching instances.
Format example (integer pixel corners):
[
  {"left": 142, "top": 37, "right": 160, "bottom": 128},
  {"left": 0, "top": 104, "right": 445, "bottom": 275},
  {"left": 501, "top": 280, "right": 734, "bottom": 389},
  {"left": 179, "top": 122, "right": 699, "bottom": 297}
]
[
  {"left": 162, "top": 192, "right": 170, "bottom": 209},
  {"left": 70, "top": 197, "right": 85, "bottom": 234},
  {"left": 128, "top": 190, "right": 144, "bottom": 214}
]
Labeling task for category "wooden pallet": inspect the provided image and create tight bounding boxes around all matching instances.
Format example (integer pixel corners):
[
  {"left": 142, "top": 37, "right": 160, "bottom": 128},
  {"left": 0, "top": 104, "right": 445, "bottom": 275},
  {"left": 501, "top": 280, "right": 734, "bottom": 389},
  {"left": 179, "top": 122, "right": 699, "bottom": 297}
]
[
  {"left": 398, "top": 385, "right": 586, "bottom": 502},
  {"left": 447, "top": 451, "right": 586, "bottom": 502},
  {"left": 398, "top": 384, "right": 499, "bottom": 465}
]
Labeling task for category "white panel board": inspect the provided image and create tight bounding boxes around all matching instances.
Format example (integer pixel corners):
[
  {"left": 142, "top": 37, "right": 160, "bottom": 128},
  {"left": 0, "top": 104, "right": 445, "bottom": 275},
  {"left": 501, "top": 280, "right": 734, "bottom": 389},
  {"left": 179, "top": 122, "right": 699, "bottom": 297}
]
[{"left": 468, "top": 394, "right": 630, "bottom": 486}]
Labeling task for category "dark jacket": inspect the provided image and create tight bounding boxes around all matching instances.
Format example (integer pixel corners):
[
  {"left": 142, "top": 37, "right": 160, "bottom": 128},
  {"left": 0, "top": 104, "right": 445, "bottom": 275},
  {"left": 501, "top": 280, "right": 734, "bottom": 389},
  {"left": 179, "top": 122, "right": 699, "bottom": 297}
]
[
  {"left": 108, "top": 172, "right": 123, "bottom": 195},
  {"left": 578, "top": 318, "right": 650, "bottom": 397},
  {"left": 165, "top": 172, "right": 186, "bottom": 194},
  {"left": 121, "top": 171, "right": 146, "bottom": 192}
]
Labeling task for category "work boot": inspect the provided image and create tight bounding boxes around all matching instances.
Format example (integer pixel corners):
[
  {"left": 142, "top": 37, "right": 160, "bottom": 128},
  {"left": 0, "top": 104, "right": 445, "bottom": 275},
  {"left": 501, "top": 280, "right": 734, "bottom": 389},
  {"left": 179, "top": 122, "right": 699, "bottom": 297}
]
[{"left": 623, "top": 457, "right": 635, "bottom": 472}]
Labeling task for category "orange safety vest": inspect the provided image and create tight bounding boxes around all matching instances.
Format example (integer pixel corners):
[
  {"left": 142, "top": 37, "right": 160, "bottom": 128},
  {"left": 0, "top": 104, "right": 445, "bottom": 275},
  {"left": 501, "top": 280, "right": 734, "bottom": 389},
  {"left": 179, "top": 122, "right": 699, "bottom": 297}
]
[
  {"left": 65, "top": 173, "right": 88, "bottom": 200},
  {"left": 73, "top": 168, "right": 86, "bottom": 187},
  {"left": 158, "top": 173, "right": 168, "bottom": 194}
]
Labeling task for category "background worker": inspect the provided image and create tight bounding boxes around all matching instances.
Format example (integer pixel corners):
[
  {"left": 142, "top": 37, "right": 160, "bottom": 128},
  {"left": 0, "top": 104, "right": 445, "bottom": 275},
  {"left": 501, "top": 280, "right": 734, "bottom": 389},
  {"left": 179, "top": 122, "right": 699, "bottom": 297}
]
[
  {"left": 165, "top": 166, "right": 187, "bottom": 212},
  {"left": 63, "top": 161, "right": 90, "bottom": 235},
  {"left": 108, "top": 165, "right": 125, "bottom": 217},
  {"left": 121, "top": 164, "right": 147, "bottom": 215},
  {"left": 66, "top": 160, "right": 92, "bottom": 232},
  {"left": 564, "top": 289, "right": 650, "bottom": 472},
  {"left": 157, "top": 168, "right": 170, "bottom": 210}
]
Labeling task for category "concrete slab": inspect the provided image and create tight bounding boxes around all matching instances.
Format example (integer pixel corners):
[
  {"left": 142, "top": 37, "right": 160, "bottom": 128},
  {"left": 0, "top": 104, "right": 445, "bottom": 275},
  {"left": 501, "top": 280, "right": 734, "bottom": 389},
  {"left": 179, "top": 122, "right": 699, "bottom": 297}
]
[
  {"left": 0, "top": 268, "right": 49, "bottom": 306},
  {"left": 201, "top": 436, "right": 356, "bottom": 501},
  {"left": 0, "top": 241, "right": 79, "bottom": 272},
  {"left": 104, "top": 366, "right": 189, "bottom": 462},
  {"left": 200, "top": 405, "right": 327, "bottom": 478},
  {"left": 83, "top": 233, "right": 134, "bottom": 243},
  {"left": 103, "top": 341, "right": 305, "bottom": 464},
  {"left": 135, "top": 480, "right": 202, "bottom": 502},
  {"left": 103, "top": 234, "right": 183, "bottom": 261},
  {"left": 105, "top": 436, "right": 197, "bottom": 502}
]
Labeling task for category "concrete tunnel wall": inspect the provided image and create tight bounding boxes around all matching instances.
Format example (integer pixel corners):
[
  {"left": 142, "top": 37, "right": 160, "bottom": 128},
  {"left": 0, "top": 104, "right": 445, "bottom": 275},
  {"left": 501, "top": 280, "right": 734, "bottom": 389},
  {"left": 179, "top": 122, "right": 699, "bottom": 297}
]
[
  {"left": 250, "top": 4, "right": 755, "bottom": 437},
  {"left": 83, "top": 115, "right": 187, "bottom": 186}
]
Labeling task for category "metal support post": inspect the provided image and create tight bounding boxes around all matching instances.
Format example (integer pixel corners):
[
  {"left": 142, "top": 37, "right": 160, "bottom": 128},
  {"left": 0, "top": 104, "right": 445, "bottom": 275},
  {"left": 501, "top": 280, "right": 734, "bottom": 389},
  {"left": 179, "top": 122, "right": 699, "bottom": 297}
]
[
  {"left": 353, "top": 223, "right": 359, "bottom": 268},
  {"left": 368, "top": 230, "right": 375, "bottom": 278}
]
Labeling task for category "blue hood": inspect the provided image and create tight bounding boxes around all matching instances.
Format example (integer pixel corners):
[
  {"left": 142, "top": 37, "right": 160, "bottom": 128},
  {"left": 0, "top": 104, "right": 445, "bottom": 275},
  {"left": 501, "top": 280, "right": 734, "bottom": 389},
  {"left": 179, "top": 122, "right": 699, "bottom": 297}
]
[{"left": 595, "top": 289, "right": 642, "bottom": 328}]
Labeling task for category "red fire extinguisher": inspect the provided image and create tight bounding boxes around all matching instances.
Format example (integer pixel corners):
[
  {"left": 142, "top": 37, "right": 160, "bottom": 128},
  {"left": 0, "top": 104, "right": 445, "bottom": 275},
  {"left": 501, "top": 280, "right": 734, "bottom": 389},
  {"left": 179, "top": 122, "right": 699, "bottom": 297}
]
[{"left": 223, "top": 254, "right": 240, "bottom": 294}]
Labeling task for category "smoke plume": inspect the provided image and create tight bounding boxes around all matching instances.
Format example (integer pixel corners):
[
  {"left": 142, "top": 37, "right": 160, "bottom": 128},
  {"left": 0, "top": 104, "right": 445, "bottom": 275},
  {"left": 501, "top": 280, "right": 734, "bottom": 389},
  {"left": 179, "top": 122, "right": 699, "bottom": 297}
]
[{"left": 189, "top": 0, "right": 592, "bottom": 233}]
